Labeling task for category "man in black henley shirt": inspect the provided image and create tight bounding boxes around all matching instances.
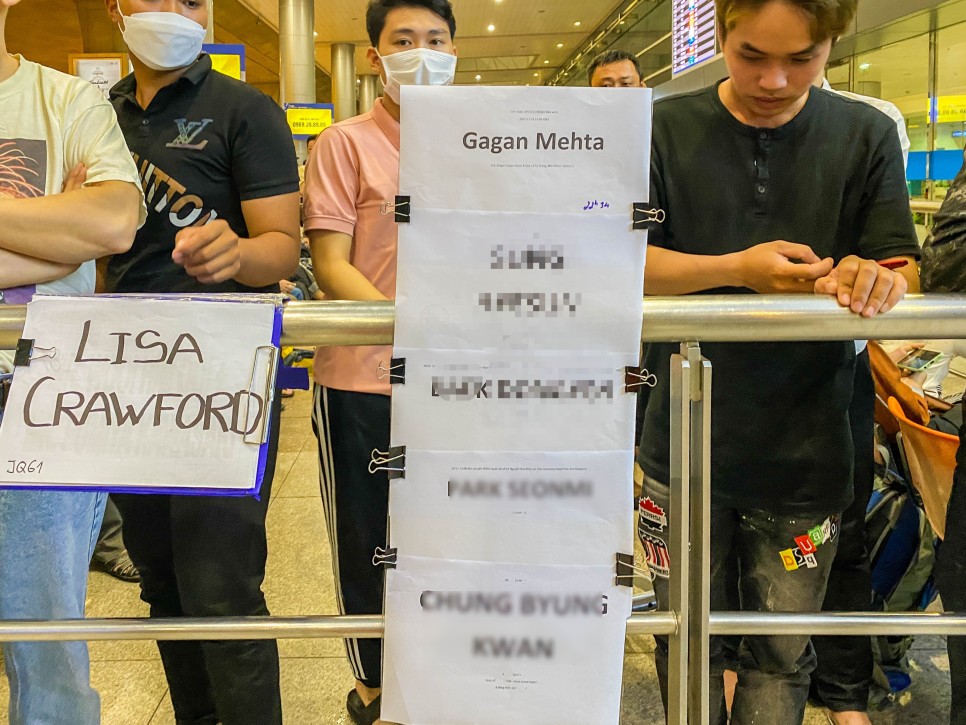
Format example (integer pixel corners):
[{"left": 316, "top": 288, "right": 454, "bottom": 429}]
[{"left": 636, "top": 1, "right": 920, "bottom": 723}]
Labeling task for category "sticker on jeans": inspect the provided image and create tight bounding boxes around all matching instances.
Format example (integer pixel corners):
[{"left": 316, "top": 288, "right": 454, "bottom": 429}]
[
  {"left": 641, "top": 531, "right": 670, "bottom": 580},
  {"left": 827, "top": 515, "right": 840, "bottom": 541},
  {"left": 795, "top": 534, "right": 817, "bottom": 556},
  {"left": 779, "top": 548, "right": 799, "bottom": 571},
  {"left": 783, "top": 515, "right": 839, "bottom": 572},
  {"left": 638, "top": 496, "right": 667, "bottom": 533}
]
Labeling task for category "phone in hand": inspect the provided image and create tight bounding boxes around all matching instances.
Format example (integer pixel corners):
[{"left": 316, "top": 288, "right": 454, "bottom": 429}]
[{"left": 896, "top": 348, "right": 946, "bottom": 372}]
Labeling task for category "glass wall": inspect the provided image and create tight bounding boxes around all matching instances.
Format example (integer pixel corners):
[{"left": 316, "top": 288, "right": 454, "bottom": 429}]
[
  {"left": 827, "top": 0, "right": 966, "bottom": 201},
  {"left": 551, "top": 0, "right": 672, "bottom": 88}
]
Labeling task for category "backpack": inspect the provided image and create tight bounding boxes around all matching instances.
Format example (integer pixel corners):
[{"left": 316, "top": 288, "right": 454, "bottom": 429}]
[
  {"left": 865, "top": 463, "right": 940, "bottom": 706},
  {"left": 921, "top": 156, "right": 966, "bottom": 294}
]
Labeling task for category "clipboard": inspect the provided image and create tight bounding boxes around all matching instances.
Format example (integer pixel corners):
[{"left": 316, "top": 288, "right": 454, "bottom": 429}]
[{"left": 0, "top": 293, "right": 284, "bottom": 498}]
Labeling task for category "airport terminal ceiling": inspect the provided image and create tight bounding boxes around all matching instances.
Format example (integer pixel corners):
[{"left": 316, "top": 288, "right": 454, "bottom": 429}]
[
  {"left": 10, "top": 0, "right": 966, "bottom": 118},
  {"left": 6, "top": 0, "right": 643, "bottom": 100}
]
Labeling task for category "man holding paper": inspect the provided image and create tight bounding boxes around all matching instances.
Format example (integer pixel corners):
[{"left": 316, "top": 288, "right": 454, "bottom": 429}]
[
  {"left": 0, "top": 0, "right": 144, "bottom": 721},
  {"left": 637, "top": 0, "right": 919, "bottom": 723},
  {"left": 101, "top": 0, "right": 300, "bottom": 723},
  {"left": 302, "top": 1, "right": 458, "bottom": 722}
]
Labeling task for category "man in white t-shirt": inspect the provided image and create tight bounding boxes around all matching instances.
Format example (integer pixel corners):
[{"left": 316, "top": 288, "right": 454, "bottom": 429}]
[{"left": 0, "top": 1, "right": 145, "bottom": 722}]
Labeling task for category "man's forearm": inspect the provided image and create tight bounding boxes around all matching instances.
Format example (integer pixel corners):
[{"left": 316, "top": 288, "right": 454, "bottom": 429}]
[
  {"left": 235, "top": 232, "right": 300, "bottom": 287},
  {"left": 644, "top": 246, "right": 741, "bottom": 295},
  {"left": 0, "top": 181, "right": 140, "bottom": 264},
  {"left": 0, "top": 249, "right": 79, "bottom": 289}
]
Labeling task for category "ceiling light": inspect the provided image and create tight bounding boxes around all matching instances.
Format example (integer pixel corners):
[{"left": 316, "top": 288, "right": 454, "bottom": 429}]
[
  {"left": 487, "top": 24, "right": 495, "bottom": 32},
  {"left": 859, "top": 63, "right": 871, "bottom": 70},
  {"left": 574, "top": 21, "right": 581, "bottom": 27},
  {"left": 475, "top": 74, "right": 482, "bottom": 81},
  {"left": 556, "top": 43, "right": 563, "bottom": 48},
  {"left": 313, "top": 31, "right": 318, "bottom": 37},
  {"left": 534, "top": 72, "right": 539, "bottom": 77},
  {"left": 543, "top": 60, "right": 550, "bottom": 64}
]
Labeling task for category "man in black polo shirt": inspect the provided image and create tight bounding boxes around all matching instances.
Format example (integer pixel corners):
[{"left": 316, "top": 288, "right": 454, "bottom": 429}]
[
  {"left": 637, "top": 1, "right": 919, "bottom": 723},
  {"left": 104, "top": 1, "right": 300, "bottom": 724}
]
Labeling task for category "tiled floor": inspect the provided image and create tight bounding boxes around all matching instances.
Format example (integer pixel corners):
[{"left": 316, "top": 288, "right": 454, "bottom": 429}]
[{"left": 0, "top": 390, "right": 954, "bottom": 723}]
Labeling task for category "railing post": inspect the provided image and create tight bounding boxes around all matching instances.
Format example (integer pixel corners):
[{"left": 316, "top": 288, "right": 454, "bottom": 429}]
[
  {"left": 667, "top": 352, "right": 692, "bottom": 724},
  {"left": 685, "top": 343, "right": 712, "bottom": 723}
]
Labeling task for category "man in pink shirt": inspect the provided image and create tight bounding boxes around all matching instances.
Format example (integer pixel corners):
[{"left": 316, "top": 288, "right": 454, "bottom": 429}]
[{"left": 301, "top": 2, "right": 458, "bottom": 723}]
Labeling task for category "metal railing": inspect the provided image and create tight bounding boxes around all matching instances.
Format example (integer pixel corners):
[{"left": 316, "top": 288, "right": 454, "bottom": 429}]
[
  {"left": 6, "top": 295, "right": 964, "bottom": 349},
  {"left": 3, "top": 295, "right": 966, "bottom": 723},
  {"left": 911, "top": 199, "right": 942, "bottom": 216}
]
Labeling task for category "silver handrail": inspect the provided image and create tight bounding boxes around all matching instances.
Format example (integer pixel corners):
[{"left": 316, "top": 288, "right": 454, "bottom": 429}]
[
  {"left": 2, "top": 610, "right": 964, "bottom": 642},
  {"left": 0, "top": 613, "right": 678, "bottom": 641},
  {"left": 911, "top": 199, "right": 942, "bottom": 215},
  {"left": 3, "top": 295, "right": 966, "bottom": 350}
]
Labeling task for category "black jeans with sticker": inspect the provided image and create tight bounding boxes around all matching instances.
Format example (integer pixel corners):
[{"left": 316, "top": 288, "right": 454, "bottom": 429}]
[
  {"left": 810, "top": 349, "right": 875, "bottom": 712},
  {"left": 640, "top": 477, "right": 841, "bottom": 725}
]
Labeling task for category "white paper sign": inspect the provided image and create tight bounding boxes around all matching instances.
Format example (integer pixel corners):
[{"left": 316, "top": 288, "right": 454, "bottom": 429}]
[
  {"left": 389, "top": 449, "right": 634, "bottom": 567},
  {"left": 0, "top": 295, "right": 279, "bottom": 493},
  {"left": 389, "top": 347, "right": 637, "bottom": 453},
  {"left": 395, "top": 210, "right": 646, "bottom": 354},
  {"left": 381, "top": 556, "right": 632, "bottom": 725},
  {"left": 385, "top": 86, "right": 651, "bottom": 724},
  {"left": 400, "top": 86, "right": 652, "bottom": 215}
]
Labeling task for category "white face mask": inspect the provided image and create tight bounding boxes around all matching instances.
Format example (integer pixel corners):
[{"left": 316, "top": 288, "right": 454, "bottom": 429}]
[
  {"left": 118, "top": 8, "right": 207, "bottom": 72},
  {"left": 379, "top": 48, "right": 457, "bottom": 103}
]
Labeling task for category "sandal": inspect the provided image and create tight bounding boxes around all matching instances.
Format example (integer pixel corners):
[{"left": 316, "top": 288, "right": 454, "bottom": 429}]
[
  {"left": 346, "top": 689, "right": 381, "bottom": 725},
  {"left": 94, "top": 556, "right": 141, "bottom": 583}
]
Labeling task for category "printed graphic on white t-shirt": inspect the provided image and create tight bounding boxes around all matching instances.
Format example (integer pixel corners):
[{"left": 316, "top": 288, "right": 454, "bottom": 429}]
[{"left": 0, "top": 137, "right": 47, "bottom": 305}]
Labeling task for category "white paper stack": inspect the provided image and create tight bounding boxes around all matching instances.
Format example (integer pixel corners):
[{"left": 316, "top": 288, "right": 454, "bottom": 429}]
[{"left": 382, "top": 85, "right": 652, "bottom": 725}]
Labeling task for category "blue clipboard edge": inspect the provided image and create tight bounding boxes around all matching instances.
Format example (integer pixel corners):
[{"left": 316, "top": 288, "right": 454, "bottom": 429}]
[{"left": 0, "top": 293, "right": 285, "bottom": 499}]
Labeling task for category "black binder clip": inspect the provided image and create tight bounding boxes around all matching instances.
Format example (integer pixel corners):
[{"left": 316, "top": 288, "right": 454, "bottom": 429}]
[
  {"left": 14, "top": 339, "right": 55, "bottom": 367},
  {"left": 369, "top": 446, "right": 406, "bottom": 480},
  {"left": 381, "top": 195, "right": 411, "bottom": 223},
  {"left": 372, "top": 547, "right": 398, "bottom": 569},
  {"left": 632, "top": 203, "right": 666, "bottom": 230},
  {"left": 624, "top": 366, "right": 658, "bottom": 393},
  {"left": 377, "top": 358, "right": 406, "bottom": 385},
  {"left": 616, "top": 552, "right": 635, "bottom": 587}
]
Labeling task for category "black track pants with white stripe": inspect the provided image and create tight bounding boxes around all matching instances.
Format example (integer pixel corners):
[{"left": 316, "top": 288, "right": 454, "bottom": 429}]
[{"left": 312, "top": 385, "right": 390, "bottom": 689}]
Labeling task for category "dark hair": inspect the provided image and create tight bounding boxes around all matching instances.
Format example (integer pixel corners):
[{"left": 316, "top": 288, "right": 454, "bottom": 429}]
[
  {"left": 587, "top": 50, "right": 643, "bottom": 84},
  {"left": 366, "top": 0, "right": 457, "bottom": 47},
  {"left": 307, "top": 133, "right": 319, "bottom": 143},
  {"left": 715, "top": 0, "right": 857, "bottom": 43}
]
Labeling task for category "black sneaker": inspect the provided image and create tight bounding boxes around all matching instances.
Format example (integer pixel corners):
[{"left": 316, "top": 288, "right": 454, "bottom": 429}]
[{"left": 346, "top": 689, "right": 381, "bottom": 725}]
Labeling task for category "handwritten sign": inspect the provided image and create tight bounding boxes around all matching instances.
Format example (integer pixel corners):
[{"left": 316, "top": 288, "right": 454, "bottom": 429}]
[{"left": 0, "top": 295, "right": 280, "bottom": 494}]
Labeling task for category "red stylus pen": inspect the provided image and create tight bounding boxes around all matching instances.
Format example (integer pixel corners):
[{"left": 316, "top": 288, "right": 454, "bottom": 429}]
[{"left": 878, "top": 259, "right": 909, "bottom": 270}]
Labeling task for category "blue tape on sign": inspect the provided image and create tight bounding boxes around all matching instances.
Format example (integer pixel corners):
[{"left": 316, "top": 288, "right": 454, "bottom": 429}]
[{"left": 276, "top": 366, "right": 310, "bottom": 391}]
